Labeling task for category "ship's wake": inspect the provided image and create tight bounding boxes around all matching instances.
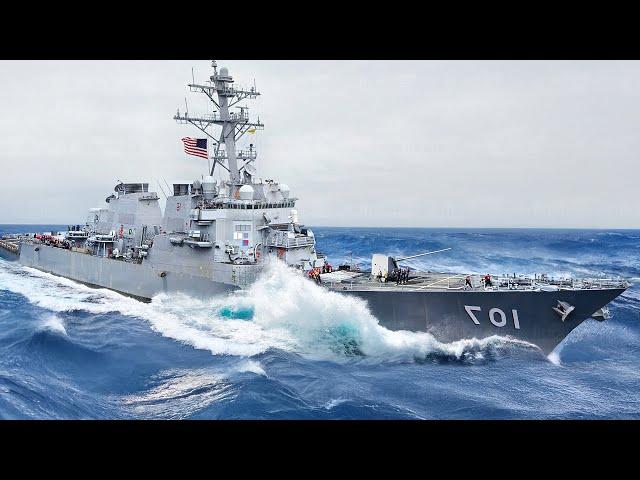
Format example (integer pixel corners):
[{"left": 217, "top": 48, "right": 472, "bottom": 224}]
[{"left": 0, "top": 258, "right": 538, "bottom": 364}]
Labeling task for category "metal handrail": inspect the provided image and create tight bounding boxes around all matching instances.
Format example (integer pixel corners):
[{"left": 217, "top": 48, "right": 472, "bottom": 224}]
[
  {"left": 199, "top": 111, "right": 250, "bottom": 123},
  {"left": 265, "top": 236, "right": 315, "bottom": 249}
]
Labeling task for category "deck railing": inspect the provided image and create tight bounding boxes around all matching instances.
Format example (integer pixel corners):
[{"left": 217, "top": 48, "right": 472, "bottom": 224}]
[
  {"left": 265, "top": 236, "right": 315, "bottom": 249},
  {"left": 325, "top": 272, "right": 630, "bottom": 292}
]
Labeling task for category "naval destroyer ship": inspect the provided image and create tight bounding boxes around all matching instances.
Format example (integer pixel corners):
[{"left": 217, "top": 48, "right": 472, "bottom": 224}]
[{"left": 0, "top": 62, "right": 630, "bottom": 355}]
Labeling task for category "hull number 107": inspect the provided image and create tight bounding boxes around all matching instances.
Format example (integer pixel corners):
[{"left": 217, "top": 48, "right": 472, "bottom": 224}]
[{"left": 464, "top": 306, "right": 521, "bottom": 330}]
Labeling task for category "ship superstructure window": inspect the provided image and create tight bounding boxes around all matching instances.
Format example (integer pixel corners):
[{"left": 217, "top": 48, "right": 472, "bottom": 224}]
[
  {"left": 173, "top": 184, "right": 191, "bottom": 196},
  {"left": 116, "top": 183, "right": 149, "bottom": 195}
]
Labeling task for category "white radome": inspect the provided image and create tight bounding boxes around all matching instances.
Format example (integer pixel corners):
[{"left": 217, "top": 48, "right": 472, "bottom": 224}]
[{"left": 239, "top": 184, "right": 254, "bottom": 200}]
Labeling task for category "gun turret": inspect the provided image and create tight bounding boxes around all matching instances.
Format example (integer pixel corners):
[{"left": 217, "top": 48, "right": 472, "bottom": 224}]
[{"left": 371, "top": 248, "right": 452, "bottom": 279}]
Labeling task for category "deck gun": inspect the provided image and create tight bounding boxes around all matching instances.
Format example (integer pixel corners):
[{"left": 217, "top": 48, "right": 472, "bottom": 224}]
[{"left": 371, "top": 248, "right": 452, "bottom": 279}]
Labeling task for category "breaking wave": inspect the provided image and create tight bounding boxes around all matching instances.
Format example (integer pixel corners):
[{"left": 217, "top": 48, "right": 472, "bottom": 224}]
[
  {"left": 39, "top": 314, "right": 68, "bottom": 336},
  {"left": 0, "top": 258, "right": 537, "bottom": 364}
]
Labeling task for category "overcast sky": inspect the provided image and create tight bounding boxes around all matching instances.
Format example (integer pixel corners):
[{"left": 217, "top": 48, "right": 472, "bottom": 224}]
[{"left": 0, "top": 60, "right": 638, "bottom": 228}]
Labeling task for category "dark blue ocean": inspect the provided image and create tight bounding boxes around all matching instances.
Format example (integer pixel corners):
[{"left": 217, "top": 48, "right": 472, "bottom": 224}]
[{"left": 1, "top": 225, "right": 639, "bottom": 419}]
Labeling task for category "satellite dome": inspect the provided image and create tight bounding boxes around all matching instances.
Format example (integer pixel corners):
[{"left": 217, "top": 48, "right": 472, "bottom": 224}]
[
  {"left": 220, "top": 67, "right": 229, "bottom": 77},
  {"left": 239, "top": 184, "right": 254, "bottom": 200},
  {"left": 279, "top": 183, "right": 290, "bottom": 199},
  {"left": 193, "top": 179, "right": 202, "bottom": 190}
]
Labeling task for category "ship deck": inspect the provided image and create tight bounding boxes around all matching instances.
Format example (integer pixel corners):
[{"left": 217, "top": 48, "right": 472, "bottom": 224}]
[
  {"left": 3, "top": 234, "right": 630, "bottom": 294},
  {"left": 319, "top": 269, "right": 628, "bottom": 293}
]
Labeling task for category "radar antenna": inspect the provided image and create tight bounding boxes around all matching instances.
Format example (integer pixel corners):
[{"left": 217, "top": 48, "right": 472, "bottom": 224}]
[{"left": 174, "top": 61, "right": 264, "bottom": 184}]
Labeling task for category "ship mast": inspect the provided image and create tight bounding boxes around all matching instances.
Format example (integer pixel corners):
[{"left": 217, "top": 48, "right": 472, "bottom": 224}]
[{"left": 174, "top": 60, "right": 264, "bottom": 184}]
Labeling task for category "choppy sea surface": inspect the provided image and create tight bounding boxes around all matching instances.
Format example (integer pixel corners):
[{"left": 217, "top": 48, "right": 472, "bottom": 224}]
[{"left": 1, "top": 225, "right": 639, "bottom": 419}]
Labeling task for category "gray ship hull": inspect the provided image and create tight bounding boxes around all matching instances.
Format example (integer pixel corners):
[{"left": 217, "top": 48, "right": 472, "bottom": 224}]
[
  {"left": 16, "top": 243, "right": 238, "bottom": 300},
  {"left": 0, "top": 248, "right": 18, "bottom": 262},
  {"left": 344, "top": 288, "right": 625, "bottom": 354},
  {"left": 5, "top": 243, "right": 626, "bottom": 355}
]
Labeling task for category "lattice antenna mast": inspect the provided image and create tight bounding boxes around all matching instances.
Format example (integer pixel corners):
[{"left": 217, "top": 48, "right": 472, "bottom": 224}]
[{"left": 174, "top": 61, "right": 264, "bottom": 183}]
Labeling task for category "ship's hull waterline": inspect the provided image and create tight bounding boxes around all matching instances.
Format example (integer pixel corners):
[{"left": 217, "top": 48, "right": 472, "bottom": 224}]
[
  {"left": 16, "top": 243, "right": 238, "bottom": 300},
  {"left": 6, "top": 242, "right": 623, "bottom": 355},
  {"left": 344, "top": 287, "right": 624, "bottom": 355}
]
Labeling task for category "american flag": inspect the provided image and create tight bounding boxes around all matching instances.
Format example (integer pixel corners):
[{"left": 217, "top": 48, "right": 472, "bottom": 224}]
[{"left": 181, "top": 137, "right": 208, "bottom": 159}]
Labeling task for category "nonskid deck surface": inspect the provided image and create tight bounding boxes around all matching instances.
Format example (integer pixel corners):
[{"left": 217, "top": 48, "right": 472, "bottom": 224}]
[{"left": 320, "top": 270, "right": 629, "bottom": 293}]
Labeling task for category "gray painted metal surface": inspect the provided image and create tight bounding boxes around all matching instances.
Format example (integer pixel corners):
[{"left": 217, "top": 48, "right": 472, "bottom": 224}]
[
  {"left": 18, "top": 243, "right": 238, "bottom": 300},
  {"left": 342, "top": 287, "right": 625, "bottom": 354}
]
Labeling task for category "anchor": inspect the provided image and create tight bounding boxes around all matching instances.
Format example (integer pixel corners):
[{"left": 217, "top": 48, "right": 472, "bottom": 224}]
[
  {"left": 553, "top": 300, "right": 575, "bottom": 322},
  {"left": 592, "top": 306, "right": 611, "bottom": 322}
]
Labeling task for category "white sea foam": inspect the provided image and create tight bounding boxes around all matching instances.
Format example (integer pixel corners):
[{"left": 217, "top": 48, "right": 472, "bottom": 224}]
[
  {"left": 39, "top": 313, "right": 68, "bottom": 336},
  {"left": 0, "top": 257, "right": 532, "bottom": 362},
  {"left": 324, "top": 398, "right": 348, "bottom": 410},
  {"left": 232, "top": 359, "right": 267, "bottom": 377},
  {"left": 547, "top": 351, "right": 562, "bottom": 366},
  {"left": 120, "top": 369, "right": 236, "bottom": 419}
]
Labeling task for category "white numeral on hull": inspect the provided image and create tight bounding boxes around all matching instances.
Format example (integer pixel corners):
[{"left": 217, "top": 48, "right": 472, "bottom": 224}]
[{"left": 464, "top": 306, "right": 520, "bottom": 330}]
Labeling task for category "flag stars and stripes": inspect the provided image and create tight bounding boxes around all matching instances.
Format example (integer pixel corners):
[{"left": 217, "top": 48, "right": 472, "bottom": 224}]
[{"left": 181, "top": 137, "right": 208, "bottom": 159}]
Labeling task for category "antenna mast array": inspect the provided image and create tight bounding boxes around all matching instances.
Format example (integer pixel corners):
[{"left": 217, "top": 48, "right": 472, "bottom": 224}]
[{"left": 174, "top": 60, "right": 264, "bottom": 183}]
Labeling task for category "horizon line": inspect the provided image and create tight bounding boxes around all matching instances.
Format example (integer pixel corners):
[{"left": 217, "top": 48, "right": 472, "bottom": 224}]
[{"left": 1, "top": 223, "right": 639, "bottom": 231}]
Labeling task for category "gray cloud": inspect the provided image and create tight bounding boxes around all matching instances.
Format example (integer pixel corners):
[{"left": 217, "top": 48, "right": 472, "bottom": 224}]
[{"left": 1, "top": 60, "right": 638, "bottom": 228}]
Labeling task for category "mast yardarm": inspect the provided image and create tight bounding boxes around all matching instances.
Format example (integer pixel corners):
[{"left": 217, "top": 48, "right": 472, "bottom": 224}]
[{"left": 174, "top": 60, "right": 264, "bottom": 184}]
